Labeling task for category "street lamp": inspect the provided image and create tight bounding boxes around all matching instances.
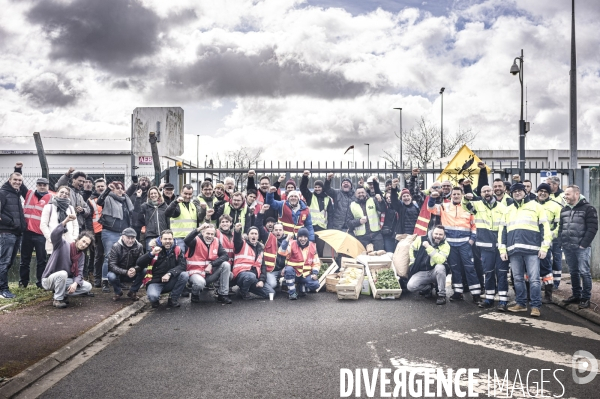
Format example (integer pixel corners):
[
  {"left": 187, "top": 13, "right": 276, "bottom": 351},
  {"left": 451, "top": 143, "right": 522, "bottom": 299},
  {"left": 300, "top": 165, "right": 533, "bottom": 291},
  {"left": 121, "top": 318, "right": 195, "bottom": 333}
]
[
  {"left": 364, "top": 143, "right": 370, "bottom": 167},
  {"left": 393, "top": 107, "right": 403, "bottom": 168},
  {"left": 510, "top": 49, "right": 526, "bottom": 180},
  {"left": 439, "top": 87, "right": 445, "bottom": 157}
]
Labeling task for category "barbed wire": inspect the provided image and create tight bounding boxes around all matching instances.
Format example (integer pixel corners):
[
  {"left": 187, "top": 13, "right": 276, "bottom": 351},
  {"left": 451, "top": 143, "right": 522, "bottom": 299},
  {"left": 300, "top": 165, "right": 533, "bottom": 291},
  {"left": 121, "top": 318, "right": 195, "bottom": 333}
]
[{"left": 3, "top": 135, "right": 130, "bottom": 141}]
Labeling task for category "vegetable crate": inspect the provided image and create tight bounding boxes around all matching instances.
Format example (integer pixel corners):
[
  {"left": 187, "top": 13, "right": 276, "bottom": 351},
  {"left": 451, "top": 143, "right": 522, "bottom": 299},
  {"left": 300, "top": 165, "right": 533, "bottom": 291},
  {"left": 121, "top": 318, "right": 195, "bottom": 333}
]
[
  {"left": 365, "top": 259, "right": 403, "bottom": 300},
  {"left": 317, "top": 258, "right": 339, "bottom": 292},
  {"left": 336, "top": 267, "right": 364, "bottom": 300}
]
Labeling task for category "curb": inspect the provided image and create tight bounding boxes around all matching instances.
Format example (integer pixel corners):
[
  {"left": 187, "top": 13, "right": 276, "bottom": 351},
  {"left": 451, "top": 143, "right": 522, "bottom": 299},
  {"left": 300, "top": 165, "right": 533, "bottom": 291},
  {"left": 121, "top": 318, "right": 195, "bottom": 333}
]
[
  {"left": 552, "top": 293, "right": 600, "bottom": 327},
  {"left": 0, "top": 298, "right": 148, "bottom": 399}
]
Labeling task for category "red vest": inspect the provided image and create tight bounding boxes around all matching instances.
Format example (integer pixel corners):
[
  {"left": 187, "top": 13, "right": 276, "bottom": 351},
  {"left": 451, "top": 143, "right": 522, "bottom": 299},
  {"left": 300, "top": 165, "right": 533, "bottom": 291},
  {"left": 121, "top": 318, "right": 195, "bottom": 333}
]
[
  {"left": 23, "top": 190, "right": 53, "bottom": 235},
  {"left": 216, "top": 229, "right": 234, "bottom": 263},
  {"left": 279, "top": 204, "right": 310, "bottom": 235},
  {"left": 413, "top": 195, "right": 449, "bottom": 236},
  {"left": 254, "top": 190, "right": 265, "bottom": 216},
  {"left": 89, "top": 198, "right": 103, "bottom": 234},
  {"left": 186, "top": 238, "right": 220, "bottom": 277},
  {"left": 263, "top": 233, "right": 278, "bottom": 273},
  {"left": 232, "top": 241, "right": 263, "bottom": 279},
  {"left": 286, "top": 240, "right": 317, "bottom": 277}
]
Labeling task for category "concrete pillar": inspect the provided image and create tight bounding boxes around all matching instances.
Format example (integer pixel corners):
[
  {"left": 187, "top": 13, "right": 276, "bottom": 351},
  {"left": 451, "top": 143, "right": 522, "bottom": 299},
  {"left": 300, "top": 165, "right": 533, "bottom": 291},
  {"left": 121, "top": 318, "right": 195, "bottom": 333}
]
[
  {"left": 589, "top": 167, "right": 600, "bottom": 278},
  {"left": 548, "top": 149, "right": 559, "bottom": 168}
]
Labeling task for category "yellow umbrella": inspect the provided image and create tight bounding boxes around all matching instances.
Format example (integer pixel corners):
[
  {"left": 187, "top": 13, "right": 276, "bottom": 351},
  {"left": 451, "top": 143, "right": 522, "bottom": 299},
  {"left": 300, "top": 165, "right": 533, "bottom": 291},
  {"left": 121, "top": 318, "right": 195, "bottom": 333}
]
[{"left": 315, "top": 229, "right": 366, "bottom": 258}]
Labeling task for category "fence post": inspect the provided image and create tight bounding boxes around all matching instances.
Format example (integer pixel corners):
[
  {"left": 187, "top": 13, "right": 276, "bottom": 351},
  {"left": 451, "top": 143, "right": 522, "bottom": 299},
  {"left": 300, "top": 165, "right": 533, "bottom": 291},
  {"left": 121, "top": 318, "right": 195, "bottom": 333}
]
[{"left": 589, "top": 167, "right": 600, "bottom": 278}]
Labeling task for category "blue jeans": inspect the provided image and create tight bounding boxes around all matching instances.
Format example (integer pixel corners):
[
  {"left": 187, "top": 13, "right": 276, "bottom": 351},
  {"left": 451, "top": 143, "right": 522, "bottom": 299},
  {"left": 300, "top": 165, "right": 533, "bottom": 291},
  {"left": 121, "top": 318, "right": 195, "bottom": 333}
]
[
  {"left": 383, "top": 235, "right": 397, "bottom": 253},
  {"left": 101, "top": 230, "right": 121, "bottom": 280},
  {"left": 236, "top": 271, "right": 274, "bottom": 298},
  {"left": 175, "top": 239, "right": 186, "bottom": 256},
  {"left": 563, "top": 247, "right": 592, "bottom": 300},
  {"left": 19, "top": 231, "right": 47, "bottom": 287},
  {"left": 481, "top": 250, "right": 509, "bottom": 302},
  {"left": 107, "top": 271, "right": 144, "bottom": 294},
  {"left": 449, "top": 243, "right": 481, "bottom": 295},
  {"left": 510, "top": 254, "right": 541, "bottom": 308},
  {"left": 551, "top": 241, "right": 562, "bottom": 288},
  {"left": 0, "top": 233, "right": 19, "bottom": 291},
  {"left": 283, "top": 266, "right": 320, "bottom": 294},
  {"left": 146, "top": 273, "right": 189, "bottom": 303}
]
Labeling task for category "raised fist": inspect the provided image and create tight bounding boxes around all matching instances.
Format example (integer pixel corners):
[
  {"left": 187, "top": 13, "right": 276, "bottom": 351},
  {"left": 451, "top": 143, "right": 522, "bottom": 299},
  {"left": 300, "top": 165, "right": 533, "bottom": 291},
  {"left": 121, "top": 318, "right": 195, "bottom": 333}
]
[
  {"left": 359, "top": 216, "right": 367, "bottom": 224},
  {"left": 269, "top": 186, "right": 277, "bottom": 193},
  {"left": 199, "top": 202, "right": 207, "bottom": 209},
  {"left": 152, "top": 246, "right": 162, "bottom": 255},
  {"left": 278, "top": 174, "right": 286, "bottom": 183},
  {"left": 108, "top": 183, "right": 116, "bottom": 191},
  {"left": 67, "top": 214, "right": 77, "bottom": 222},
  {"left": 477, "top": 161, "right": 486, "bottom": 169},
  {"left": 412, "top": 168, "right": 419, "bottom": 176},
  {"left": 287, "top": 232, "right": 294, "bottom": 241},
  {"left": 158, "top": 182, "right": 165, "bottom": 190},
  {"left": 462, "top": 179, "right": 471, "bottom": 186},
  {"left": 375, "top": 194, "right": 382, "bottom": 202},
  {"left": 464, "top": 193, "right": 474, "bottom": 200},
  {"left": 303, "top": 170, "right": 310, "bottom": 177},
  {"left": 136, "top": 189, "right": 142, "bottom": 198},
  {"left": 67, "top": 167, "right": 75, "bottom": 175},
  {"left": 248, "top": 170, "right": 256, "bottom": 177},
  {"left": 261, "top": 204, "right": 270, "bottom": 211},
  {"left": 15, "top": 162, "right": 23, "bottom": 169},
  {"left": 327, "top": 173, "right": 334, "bottom": 180},
  {"left": 206, "top": 208, "right": 215, "bottom": 216},
  {"left": 177, "top": 196, "right": 184, "bottom": 203},
  {"left": 234, "top": 223, "right": 243, "bottom": 232},
  {"left": 512, "top": 174, "right": 521, "bottom": 182},
  {"left": 430, "top": 191, "right": 440, "bottom": 199},
  {"left": 392, "top": 178, "right": 399, "bottom": 188}
]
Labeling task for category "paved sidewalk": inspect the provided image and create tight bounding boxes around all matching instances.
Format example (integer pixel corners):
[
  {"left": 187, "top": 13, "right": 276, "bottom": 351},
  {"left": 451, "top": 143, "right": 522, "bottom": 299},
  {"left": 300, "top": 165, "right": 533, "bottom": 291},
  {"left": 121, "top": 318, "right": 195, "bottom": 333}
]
[
  {"left": 0, "top": 287, "right": 134, "bottom": 380},
  {"left": 554, "top": 274, "right": 600, "bottom": 316}
]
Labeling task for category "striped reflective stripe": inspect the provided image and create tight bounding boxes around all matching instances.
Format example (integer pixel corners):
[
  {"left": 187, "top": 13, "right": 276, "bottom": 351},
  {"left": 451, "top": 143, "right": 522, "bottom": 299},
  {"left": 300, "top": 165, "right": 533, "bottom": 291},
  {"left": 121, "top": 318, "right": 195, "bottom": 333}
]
[
  {"left": 476, "top": 242, "right": 493, "bottom": 247},
  {"left": 173, "top": 219, "right": 195, "bottom": 223},
  {"left": 507, "top": 220, "right": 539, "bottom": 227},
  {"left": 474, "top": 218, "right": 492, "bottom": 227},
  {"left": 414, "top": 224, "right": 428, "bottom": 232},
  {"left": 24, "top": 214, "right": 42, "bottom": 220},
  {"left": 417, "top": 216, "right": 429, "bottom": 223},
  {"left": 187, "top": 260, "right": 211, "bottom": 266},
  {"left": 507, "top": 243, "right": 540, "bottom": 251},
  {"left": 171, "top": 228, "right": 193, "bottom": 232},
  {"left": 446, "top": 236, "right": 470, "bottom": 243},
  {"left": 445, "top": 226, "right": 471, "bottom": 232},
  {"left": 287, "top": 260, "right": 305, "bottom": 267}
]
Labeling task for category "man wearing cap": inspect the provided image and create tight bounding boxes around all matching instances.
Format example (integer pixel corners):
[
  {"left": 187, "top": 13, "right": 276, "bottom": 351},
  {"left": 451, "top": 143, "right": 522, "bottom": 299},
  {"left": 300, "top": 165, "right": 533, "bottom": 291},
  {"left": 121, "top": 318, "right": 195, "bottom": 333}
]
[
  {"left": 20, "top": 176, "right": 53, "bottom": 288},
  {"left": 324, "top": 173, "right": 356, "bottom": 231},
  {"left": 266, "top": 186, "right": 315, "bottom": 241},
  {"left": 281, "top": 178, "right": 299, "bottom": 201},
  {"left": 107, "top": 227, "right": 145, "bottom": 301},
  {"left": 278, "top": 228, "right": 321, "bottom": 300},
  {"left": 390, "top": 178, "right": 423, "bottom": 236},
  {"left": 300, "top": 170, "right": 333, "bottom": 257},
  {"left": 346, "top": 186, "right": 386, "bottom": 251},
  {"left": 161, "top": 183, "right": 176, "bottom": 205},
  {"left": 499, "top": 183, "right": 551, "bottom": 317},
  {"left": 535, "top": 183, "right": 563, "bottom": 303}
]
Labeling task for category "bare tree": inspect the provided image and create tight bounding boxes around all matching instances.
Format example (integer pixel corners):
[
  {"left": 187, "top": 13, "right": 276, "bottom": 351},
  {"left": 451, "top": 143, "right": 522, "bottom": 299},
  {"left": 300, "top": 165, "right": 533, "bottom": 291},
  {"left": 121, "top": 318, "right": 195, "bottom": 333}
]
[
  {"left": 211, "top": 147, "right": 264, "bottom": 190},
  {"left": 382, "top": 116, "right": 477, "bottom": 167}
]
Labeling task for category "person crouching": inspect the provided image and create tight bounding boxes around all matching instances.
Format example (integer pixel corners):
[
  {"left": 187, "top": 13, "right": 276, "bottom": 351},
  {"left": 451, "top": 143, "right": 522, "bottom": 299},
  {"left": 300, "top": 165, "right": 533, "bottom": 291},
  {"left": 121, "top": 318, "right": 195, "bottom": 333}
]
[
  {"left": 231, "top": 223, "right": 274, "bottom": 300},
  {"left": 107, "top": 227, "right": 144, "bottom": 301},
  {"left": 278, "top": 227, "right": 320, "bottom": 300}
]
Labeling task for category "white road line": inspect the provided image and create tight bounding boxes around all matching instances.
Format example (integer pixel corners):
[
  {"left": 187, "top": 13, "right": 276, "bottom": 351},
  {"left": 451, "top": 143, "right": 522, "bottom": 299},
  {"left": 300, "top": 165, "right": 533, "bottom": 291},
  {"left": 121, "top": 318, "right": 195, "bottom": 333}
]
[
  {"left": 480, "top": 312, "right": 600, "bottom": 342},
  {"left": 424, "top": 329, "right": 577, "bottom": 369}
]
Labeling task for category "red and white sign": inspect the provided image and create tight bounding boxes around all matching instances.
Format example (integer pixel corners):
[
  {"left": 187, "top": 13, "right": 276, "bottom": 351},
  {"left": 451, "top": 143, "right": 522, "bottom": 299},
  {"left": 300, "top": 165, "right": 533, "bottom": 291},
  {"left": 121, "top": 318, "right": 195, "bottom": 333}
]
[{"left": 138, "top": 156, "right": 153, "bottom": 165}]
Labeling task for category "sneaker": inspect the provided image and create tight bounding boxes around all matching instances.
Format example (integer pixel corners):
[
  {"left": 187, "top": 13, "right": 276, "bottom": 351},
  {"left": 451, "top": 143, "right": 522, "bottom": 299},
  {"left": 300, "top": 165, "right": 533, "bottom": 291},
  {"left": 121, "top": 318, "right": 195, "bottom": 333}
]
[
  {"left": 298, "top": 291, "right": 307, "bottom": 298},
  {"left": 167, "top": 298, "right": 180, "bottom": 308},
  {"left": 508, "top": 304, "right": 528, "bottom": 313},
  {"left": 496, "top": 301, "right": 508, "bottom": 312},
  {"left": 478, "top": 300, "right": 494, "bottom": 309},
  {"left": 0, "top": 290, "right": 16, "bottom": 299},
  {"left": 207, "top": 282, "right": 215, "bottom": 291},
  {"left": 449, "top": 292, "right": 463, "bottom": 301},
  {"left": 53, "top": 300, "right": 67, "bottom": 308},
  {"left": 472, "top": 294, "right": 482, "bottom": 304},
  {"left": 436, "top": 295, "right": 446, "bottom": 305},
  {"left": 281, "top": 284, "right": 289, "bottom": 293},
  {"left": 579, "top": 299, "right": 591, "bottom": 309},
  {"left": 289, "top": 292, "right": 298, "bottom": 300},
  {"left": 216, "top": 294, "right": 232, "bottom": 304},
  {"left": 94, "top": 280, "right": 101, "bottom": 288},
  {"left": 112, "top": 291, "right": 123, "bottom": 301},
  {"left": 126, "top": 291, "right": 139, "bottom": 301},
  {"left": 530, "top": 307, "right": 541, "bottom": 317},
  {"left": 19, "top": 281, "right": 27, "bottom": 288},
  {"left": 101, "top": 280, "right": 110, "bottom": 293},
  {"left": 191, "top": 294, "right": 200, "bottom": 303},
  {"left": 563, "top": 296, "right": 581, "bottom": 305},
  {"left": 150, "top": 301, "right": 159, "bottom": 309}
]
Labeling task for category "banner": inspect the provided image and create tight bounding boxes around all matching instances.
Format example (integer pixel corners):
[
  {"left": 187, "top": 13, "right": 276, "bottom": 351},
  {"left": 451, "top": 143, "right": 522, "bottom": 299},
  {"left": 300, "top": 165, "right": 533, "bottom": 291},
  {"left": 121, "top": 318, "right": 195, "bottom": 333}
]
[{"left": 437, "top": 145, "right": 490, "bottom": 187}]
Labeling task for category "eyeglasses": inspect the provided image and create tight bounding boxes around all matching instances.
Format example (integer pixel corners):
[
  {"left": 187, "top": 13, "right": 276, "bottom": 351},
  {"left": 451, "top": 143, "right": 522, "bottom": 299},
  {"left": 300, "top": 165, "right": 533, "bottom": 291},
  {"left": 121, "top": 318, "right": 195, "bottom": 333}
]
[
  {"left": 442, "top": 184, "right": 452, "bottom": 187},
  {"left": 431, "top": 186, "right": 441, "bottom": 189},
  {"left": 538, "top": 190, "right": 548, "bottom": 194}
]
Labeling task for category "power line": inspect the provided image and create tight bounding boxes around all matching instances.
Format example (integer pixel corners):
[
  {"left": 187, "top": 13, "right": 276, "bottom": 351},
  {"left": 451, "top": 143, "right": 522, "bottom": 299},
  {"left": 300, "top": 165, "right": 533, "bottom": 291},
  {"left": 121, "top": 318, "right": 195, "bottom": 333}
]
[{"left": 3, "top": 135, "right": 130, "bottom": 141}]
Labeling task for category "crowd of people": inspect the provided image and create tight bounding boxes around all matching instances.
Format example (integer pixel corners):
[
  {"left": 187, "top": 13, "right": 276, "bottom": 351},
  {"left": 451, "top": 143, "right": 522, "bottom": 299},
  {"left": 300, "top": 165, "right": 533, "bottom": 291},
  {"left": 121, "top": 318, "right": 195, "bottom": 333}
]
[{"left": 0, "top": 162, "right": 597, "bottom": 317}]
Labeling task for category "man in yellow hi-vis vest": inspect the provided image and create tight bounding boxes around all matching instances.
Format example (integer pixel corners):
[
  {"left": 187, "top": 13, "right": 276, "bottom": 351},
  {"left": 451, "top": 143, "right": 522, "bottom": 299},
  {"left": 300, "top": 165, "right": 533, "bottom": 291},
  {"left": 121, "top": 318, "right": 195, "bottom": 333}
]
[
  {"left": 165, "top": 184, "right": 200, "bottom": 254},
  {"left": 345, "top": 187, "right": 386, "bottom": 251}
]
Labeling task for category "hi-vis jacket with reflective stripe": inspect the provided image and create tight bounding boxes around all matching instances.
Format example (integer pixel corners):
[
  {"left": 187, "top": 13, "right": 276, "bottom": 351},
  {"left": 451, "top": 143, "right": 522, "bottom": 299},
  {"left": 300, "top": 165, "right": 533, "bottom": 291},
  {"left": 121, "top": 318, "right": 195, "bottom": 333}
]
[
  {"left": 551, "top": 190, "right": 566, "bottom": 206},
  {"left": 216, "top": 229, "right": 234, "bottom": 263},
  {"left": 89, "top": 198, "right": 103, "bottom": 234},
  {"left": 170, "top": 202, "right": 198, "bottom": 238},
  {"left": 186, "top": 237, "right": 220, "bottom": 277},
  {"left": 428, "top": 198, "right": 476, "bottom": 247},
  {"left": 496, "top": 193, "right": 514, "bottom": 207},
  {"left": 309, "top": 195, "right": 330, "bottom": 229},
  {"left": 462, "top": 196, "right": 507, "bottom": 251},
  {"left": 498, "top": 197, "right": 552, "bottom": 256},
  {"left": 349, "top": 198, "right": 380, "bottom": 236},
  {"left": 278, "top": 239, "right": 320, "bottom": 277},
  {"left": 23, "top": 190, "right": 53, "bottom": 235},
  {"left": 233, "top": 240, "right": 264, "bottom": 279},
  {"left": 409, "top": 235, "right": 451, "bottom": 270},
  {"left": 536, "top": 198, "right": 563, "bottom": 240}
]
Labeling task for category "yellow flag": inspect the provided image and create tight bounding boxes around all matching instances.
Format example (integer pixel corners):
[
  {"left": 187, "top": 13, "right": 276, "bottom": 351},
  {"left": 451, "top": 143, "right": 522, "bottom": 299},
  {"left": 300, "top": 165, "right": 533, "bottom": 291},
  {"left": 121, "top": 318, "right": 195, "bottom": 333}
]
[{"left": 437, "top": 145, "right": 490, "bottom": 187}]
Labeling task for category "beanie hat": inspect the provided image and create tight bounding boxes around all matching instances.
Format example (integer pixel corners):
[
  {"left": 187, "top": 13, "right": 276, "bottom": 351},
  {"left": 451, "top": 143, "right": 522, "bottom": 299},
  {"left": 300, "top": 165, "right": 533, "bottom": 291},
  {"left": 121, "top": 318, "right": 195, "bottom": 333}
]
[
  {"left": 314, "top": 180, "right": 324, "bottom": 188},
  {"left": 341, "top": 177, "right": 352, "bottom": 186},
  {"left": 400, "top": 188, "right": 410, "bottom": 197},
  {"left": 285, "top": 179, "right": 297, "bottom": 189},
  {"left": 537, "top": 183, "right": 551, "bottom": 193},
  {"left": 287, "top": 190, "right": 301, "bottom": 199},
  {"left": 385, "top": 179, "right": 392, "bottom": 187},
  {"left": 297, "top": 227, "right": 309, "bottom": 238},
  {"left": 510, "top": 183, "right": 526, "bottom": 193}
]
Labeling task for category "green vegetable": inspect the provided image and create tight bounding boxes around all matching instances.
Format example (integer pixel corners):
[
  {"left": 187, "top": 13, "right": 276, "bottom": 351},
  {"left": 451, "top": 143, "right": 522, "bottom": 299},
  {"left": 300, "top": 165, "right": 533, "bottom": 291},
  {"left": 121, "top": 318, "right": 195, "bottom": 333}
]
[
  {"left": 374, "top": 269, "right": 400, "bottom": 290},
  {"left": 317, "top": 262, "right": 330, "bottom": 278}
]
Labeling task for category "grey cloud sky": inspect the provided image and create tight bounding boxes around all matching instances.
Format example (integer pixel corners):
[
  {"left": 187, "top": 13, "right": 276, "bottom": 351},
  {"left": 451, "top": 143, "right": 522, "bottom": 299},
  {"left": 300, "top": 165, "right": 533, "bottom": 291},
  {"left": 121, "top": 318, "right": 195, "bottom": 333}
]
[{"left": 19, "top": 73, "right": 82, "bottom": 108}]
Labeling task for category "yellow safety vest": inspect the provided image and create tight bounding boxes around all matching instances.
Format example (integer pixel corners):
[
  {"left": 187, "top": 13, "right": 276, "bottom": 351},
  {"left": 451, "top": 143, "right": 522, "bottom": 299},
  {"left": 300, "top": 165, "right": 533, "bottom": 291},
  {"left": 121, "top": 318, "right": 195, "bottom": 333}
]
[
  {"left": 224, "top": 203, "right": 248, "bottom": 232},
  {"left": 309, "top": 195, "right": 330, "bottom": 229},
  {"left": 170, "top": 202, "right": 198, "bottom": 238},
  {"left": 350, "top": 198, "right": 380, "bottom": 236}
]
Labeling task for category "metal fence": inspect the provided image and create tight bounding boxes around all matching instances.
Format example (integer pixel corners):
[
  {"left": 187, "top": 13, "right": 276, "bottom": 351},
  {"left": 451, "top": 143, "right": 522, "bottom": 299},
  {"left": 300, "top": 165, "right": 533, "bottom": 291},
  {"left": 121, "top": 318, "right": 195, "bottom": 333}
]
[{"left": 0, "top": 173, "right": 157, "bottom": 192}]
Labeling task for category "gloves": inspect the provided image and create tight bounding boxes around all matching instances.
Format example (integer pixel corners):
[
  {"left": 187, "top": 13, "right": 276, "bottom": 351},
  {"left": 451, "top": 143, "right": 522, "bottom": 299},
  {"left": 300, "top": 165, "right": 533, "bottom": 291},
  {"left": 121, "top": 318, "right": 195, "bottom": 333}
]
[{"left": 132, "top": 175, "right": 139, "bottom": 183}]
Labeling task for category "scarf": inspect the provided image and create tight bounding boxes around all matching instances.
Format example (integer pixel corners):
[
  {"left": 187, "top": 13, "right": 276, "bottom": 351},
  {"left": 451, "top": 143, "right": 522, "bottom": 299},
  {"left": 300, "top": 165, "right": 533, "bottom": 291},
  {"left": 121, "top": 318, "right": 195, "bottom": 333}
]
[
  {"left": 148, "top": 199, "right": 160, "bottom": 207},
  {"left": 143, "top": 246, "right": 180, "bottom": 286},
  {"left": 51, "top": 196, "right": 71, "bottom": 227},
  {"left": 103, "top": 192, "right": 134, "bottom": 220},
  {"left": 70, "top": 242, "right": 83, "bottom": 276}
]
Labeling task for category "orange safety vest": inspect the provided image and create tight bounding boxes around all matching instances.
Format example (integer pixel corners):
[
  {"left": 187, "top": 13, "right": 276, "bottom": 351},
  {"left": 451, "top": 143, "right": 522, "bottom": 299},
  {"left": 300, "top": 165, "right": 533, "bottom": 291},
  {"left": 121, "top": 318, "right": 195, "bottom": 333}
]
[
  {"left": 232, "top": 241, "right": 263, "bottom": 279},
  {"left": 89, "top": 198, "right": 103, "bottom": 234},
  {"left": 23, "top": 190, "right": 53, "bottom": 235},
  {"left": 186, "top": 238, "right": 220, "bottom": 277},
  {"left": 263, "top": 232, "right": 278, "bottom": 273},
  {"left": 413, "top": 195, "right": 450, "bottom": 236},
  {"left": 279, "top": 204, "right": 310, "bottom": 235},
  {"left": 253, "top": 190, "right": 265, "bottom": 216},
  {"left": 216, "top": 229, "right": 234, "bottom": 263},
  {"left": 286, "top": 240, "right": 317, "bottom": 277}
]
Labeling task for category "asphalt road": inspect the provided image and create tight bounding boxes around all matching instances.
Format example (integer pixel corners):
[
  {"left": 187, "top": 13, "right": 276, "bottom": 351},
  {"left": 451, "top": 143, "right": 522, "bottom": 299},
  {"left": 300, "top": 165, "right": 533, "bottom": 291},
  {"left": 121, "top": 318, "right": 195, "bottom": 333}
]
[{"left": 40, "top": 290, "right": 600, "bottom": 398}]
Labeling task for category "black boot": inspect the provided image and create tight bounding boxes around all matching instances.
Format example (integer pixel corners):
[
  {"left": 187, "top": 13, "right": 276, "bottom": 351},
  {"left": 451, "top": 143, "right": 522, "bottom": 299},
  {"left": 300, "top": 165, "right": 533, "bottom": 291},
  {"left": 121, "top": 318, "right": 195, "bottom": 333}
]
[{"left": 542, "top": 284, "right": 553, "bottom": 304}]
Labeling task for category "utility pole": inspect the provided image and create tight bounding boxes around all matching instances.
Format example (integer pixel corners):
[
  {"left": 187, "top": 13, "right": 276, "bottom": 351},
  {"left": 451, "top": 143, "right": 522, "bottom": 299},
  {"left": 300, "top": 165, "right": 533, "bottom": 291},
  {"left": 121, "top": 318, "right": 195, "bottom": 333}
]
[
  {"left": 440, "top": 87, "right": 445, "bottom": 157},
  {"left": 569, "top": 0, "right": 578, "bottom": 172},
  {"left": 393, "top": 107, "right": 403, "bottom": 168}
]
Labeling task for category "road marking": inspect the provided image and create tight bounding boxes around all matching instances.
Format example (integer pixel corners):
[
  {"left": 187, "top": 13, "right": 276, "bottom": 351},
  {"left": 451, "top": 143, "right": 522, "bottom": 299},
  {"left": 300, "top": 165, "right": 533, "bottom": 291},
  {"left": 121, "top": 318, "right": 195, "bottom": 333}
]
[
  {"left": 424, "top": 329, "right": 576, "bottom": 369},
  {"left": 480, "top": 312, "right": 600, "bottom": 341}
]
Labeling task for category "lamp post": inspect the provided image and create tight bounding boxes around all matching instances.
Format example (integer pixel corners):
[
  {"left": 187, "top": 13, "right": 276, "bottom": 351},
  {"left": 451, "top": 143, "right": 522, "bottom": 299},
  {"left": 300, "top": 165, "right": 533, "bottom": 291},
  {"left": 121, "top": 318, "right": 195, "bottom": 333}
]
[
  {"left": 393, "top": 107, "right": 403, "bottom": 168},
  {"left": 510, "top": 49, "right": 526, "bottom": 180},
  {"left": 196, "top": 134, "right": 200, "bottom": 191},
  {"left": 439, "top": 87, "right": 445, "bottom": 157},
  {"left": 364, "top": 143, "right": 370, "bottom": 167},
  {"left": 569, "top": 0, "right": 577, "bottom": 173}
]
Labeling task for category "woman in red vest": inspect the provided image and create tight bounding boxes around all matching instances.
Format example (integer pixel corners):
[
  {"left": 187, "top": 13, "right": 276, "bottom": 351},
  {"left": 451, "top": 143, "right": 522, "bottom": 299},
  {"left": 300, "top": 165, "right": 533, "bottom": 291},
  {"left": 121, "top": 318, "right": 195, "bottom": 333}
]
[{"left": 278, "top": 227, "right": 320, "bottom": 300}]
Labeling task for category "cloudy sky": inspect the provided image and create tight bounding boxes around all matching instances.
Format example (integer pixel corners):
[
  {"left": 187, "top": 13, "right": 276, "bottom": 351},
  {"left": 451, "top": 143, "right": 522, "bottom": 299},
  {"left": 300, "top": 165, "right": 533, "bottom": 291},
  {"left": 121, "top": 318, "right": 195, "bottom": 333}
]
[{"left": 1, "top": 0, "right": 599, "bottom": 165}]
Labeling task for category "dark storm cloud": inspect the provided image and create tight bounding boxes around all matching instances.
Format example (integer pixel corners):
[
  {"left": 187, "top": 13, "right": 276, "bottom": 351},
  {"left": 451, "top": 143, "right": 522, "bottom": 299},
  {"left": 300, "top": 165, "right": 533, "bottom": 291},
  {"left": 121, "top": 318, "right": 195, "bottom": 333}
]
[
  {"left": 27, "top": 0, "right": 161, "bottom": 74},
  {"left": 165, "top": 47, "right": 373, "bottom": 99},
  {"left": 20, "top": 73, "right": 83, "bottom": 108}
]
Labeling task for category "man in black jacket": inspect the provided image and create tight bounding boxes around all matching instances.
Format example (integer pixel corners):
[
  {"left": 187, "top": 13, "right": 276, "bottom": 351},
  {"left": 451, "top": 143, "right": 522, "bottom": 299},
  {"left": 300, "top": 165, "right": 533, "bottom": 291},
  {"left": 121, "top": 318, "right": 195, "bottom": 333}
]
[
  {"left": 559, "top": 185, "right": 598, "bottom": 309},
  {"left": 324, "top": 173, "right": 356, "bottom": 231},
  {"left": 0, "top": 169, "right": 27, "bottom": 299},
  {"left": 390, "top": 178, "right": 422, "bottom": 236},
  {"left": 137, "top": 229, "right": 188, "bottom": 308},
  {"left": 126, "top": 176, "right": 151, "bottom": 240},
  {"left": 300, "top": 170, "right": 334, "bottom": 257},
  {"left": 107, "top": 228, "right": 144, "bottom": 301}
]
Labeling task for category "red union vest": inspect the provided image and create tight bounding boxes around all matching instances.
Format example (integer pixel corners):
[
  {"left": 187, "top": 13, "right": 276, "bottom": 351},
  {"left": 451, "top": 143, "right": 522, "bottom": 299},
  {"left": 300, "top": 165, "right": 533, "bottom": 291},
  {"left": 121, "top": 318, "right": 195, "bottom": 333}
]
[
  {"left": 286, "top": 240, "right": 317, "bottom": 277},
  {"left": 413, "top": 195, "right": 450, "bottom": 236},
  {"left": 89, "top": 198, "right": 103, "bottom": 234},
  {"left": 232, "top": 241, "right": 263, "bottom": 279},
  {"left": 216, "top": 229, "right": 234, "bottom": 263},
  {"left": 186, "top": 238, "right": 220, "bottom": 277},
  {"left": 279, "top": 204, "right": 310, "bottom": 235},
  {"left": 23, "top": 190, "right": 53, "bottom": 235},
  {"left": 263, "top": 232, "right": 278, "bottom": 273},
  {"left": 253, "top": 190, "right": 265, "bottom": 216}
]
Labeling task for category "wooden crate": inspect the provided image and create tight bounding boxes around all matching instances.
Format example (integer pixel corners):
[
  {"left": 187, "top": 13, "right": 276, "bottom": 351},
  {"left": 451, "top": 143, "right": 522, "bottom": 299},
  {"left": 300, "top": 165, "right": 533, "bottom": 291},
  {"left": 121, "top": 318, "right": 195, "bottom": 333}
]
[
  {"left": 336, "top": 267, "right": 364, "bottom": 300},
  {"left": 340, "top": 257, "right": 365, "bottom": 272},
  {"left": 317, "top": 258, "right": 339, "bottom": 292},
  {"left": 325, "top": 273, "right": 340, "bottom": 293},
  {"left": 365, "top": 260, "right": 403, "bottom": 300}
]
